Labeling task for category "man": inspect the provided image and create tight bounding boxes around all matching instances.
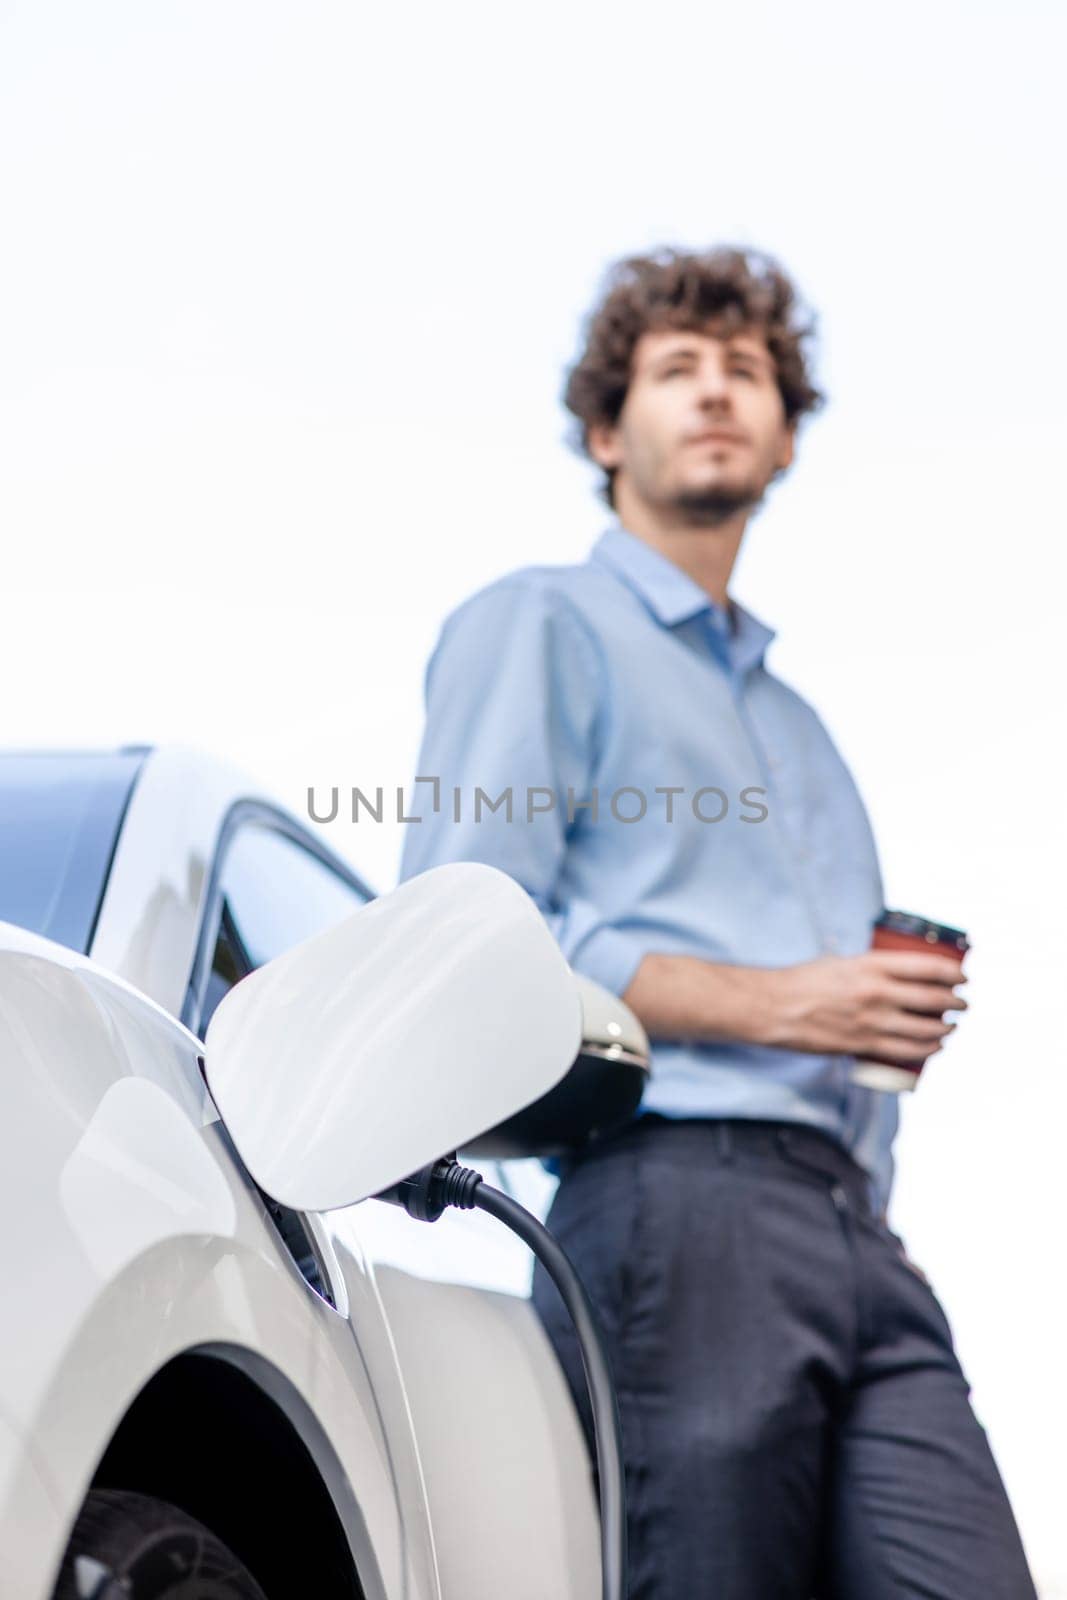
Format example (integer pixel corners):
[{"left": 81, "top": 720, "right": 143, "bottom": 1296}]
[{"left": 398, "top": 247, "right": 1036, "bottom": 1597}]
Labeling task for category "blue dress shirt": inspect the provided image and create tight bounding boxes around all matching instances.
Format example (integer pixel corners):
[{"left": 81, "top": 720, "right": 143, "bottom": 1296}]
[{"left": 399, "top": 521, "right": 899, "bottom": 1213}]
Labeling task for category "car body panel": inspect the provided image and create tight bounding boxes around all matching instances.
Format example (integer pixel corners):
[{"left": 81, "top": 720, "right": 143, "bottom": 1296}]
[
  {"left": 373, "top": 1264, "right": 600, "bottom": 1599},
  {"left": 1, "top": 746, "right": 599, "bottom": 1599},
  {"left": 0, "top": 1406, "right": 57, "bottom": 1600},
  {"left": 0, "top": 921, "right": 439, "bottom": 1600}
]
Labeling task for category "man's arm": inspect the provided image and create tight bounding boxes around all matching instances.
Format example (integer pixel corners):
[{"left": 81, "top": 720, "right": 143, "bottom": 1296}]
[
  {"left": 403, "top": 579, "right": 966, "bottom": 1066},
  {"left": 400, "top": 576, "right": 646, "bottom": 998},
  {"left": 621, "top": 948, "right": 967, "bottom": 1064}
]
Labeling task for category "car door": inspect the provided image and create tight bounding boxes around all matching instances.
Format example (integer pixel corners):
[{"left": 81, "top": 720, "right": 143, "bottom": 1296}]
[
  {"left": 184, "top": 810, "right": 451, "bottom": 1596},
  {"left": 179, "top": 806, "right": 374, "bottom": 1303},
  {"left": 183, "top": 804, "right": 374, "bottom": 1041}
]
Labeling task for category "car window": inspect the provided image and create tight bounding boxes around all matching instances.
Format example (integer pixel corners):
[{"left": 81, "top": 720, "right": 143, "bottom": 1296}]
[
  {"left": 198, "top": 823, "right": 370, "bottom": 1035},
  {"left": 0, "top": 750, "right": 145, "bottom": 953}
]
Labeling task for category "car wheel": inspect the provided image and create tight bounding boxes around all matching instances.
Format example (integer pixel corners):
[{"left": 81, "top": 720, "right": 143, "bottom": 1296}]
[{"left": 53, "top": 1489, "right": 268, "bottom": 1599}]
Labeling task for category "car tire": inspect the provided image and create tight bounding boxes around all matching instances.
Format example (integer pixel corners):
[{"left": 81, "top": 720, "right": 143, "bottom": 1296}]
[{"left": 53, "top": 1488, "right": 268, "bottom": 1599}]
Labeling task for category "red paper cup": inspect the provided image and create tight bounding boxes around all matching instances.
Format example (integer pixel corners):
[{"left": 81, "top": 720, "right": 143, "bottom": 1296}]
[{"left": 851, "top": 910, "right": 969, "bottom": 1092}]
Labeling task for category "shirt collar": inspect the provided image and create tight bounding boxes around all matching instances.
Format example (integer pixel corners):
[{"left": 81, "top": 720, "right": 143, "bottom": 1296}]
[{"left": 588, "top": 521, "right": 777, "bottom": 675}]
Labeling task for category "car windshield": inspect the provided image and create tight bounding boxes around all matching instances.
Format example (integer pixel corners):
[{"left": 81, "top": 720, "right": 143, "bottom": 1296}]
[{"left": 0, "top": 750, "right": 147, "bottom": 953}]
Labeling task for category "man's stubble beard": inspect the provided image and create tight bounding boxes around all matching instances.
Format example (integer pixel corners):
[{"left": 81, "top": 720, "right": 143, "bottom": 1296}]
[
  {"left": 670, "top": 475, "right": 768, "bottom": 528},
  {"left": 620, "top": 438, "right": 782, "bottom": 528}
]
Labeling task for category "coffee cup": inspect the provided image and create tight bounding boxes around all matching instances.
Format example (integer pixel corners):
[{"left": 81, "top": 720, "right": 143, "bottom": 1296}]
[{"left": 851, "top": 909, "right": 969, "bottom": 1092}]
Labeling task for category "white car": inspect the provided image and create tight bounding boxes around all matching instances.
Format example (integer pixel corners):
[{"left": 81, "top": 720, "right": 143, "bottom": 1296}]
[{"left": 0, "top": 745, "right": 647, "bottom": 1600}]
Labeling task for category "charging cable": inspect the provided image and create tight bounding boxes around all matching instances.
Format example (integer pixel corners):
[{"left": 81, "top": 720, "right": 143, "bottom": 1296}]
[{"left": 375, "top": 1155, "right": 627, "bottom": 1600}]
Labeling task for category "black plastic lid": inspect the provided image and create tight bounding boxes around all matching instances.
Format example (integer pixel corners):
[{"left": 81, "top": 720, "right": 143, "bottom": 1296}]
[{"left": 876, "top": 908, "right": 969, "bottom": 950}]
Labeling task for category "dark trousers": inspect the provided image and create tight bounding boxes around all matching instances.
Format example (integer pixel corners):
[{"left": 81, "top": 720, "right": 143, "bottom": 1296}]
[{"left": 531, "top": 1114, "right": 1037, "bottom": 1599}]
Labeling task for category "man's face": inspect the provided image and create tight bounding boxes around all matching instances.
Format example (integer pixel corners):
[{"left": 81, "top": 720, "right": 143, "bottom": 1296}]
[{"left": 589, "top": 324, "right": 795, "bottom": 523}]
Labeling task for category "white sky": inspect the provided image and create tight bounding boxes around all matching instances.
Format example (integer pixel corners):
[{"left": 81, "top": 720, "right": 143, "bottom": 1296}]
[{"left": 2, "top": 0, "right": 1065, "bottom": 1587}]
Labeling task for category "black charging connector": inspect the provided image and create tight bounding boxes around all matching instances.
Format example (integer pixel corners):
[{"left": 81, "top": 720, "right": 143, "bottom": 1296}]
[
  {"left": 374, "top": 1156, "right": 627, "bottom": 1600},
  {"left": 374, "top": 1154, "right": 482, "bottom": 1221}
]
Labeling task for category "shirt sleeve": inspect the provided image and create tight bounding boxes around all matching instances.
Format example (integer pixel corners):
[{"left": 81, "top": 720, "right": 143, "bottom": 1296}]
[{"left": 398, "top": 576, "right": 646, "bottom": 998}]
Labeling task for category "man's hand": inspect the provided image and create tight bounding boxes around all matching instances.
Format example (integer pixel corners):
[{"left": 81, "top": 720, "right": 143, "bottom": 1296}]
[
  {"left": 620, "top": 949, "right": 967, "bottom": 1064},
  {"left": 760, "top": 950, "right": 968, "bottom": 1063}
]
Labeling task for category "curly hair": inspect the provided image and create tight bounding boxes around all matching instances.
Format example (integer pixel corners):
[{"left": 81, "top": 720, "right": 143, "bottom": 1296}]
[{"left": 564, "top": 245, "right": 826, "bottom": 505}]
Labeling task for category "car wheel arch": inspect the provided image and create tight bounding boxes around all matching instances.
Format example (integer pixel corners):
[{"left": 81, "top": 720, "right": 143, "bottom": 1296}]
[{"left": 69, "top": 1344, "right": 384, "bottom": 1600}]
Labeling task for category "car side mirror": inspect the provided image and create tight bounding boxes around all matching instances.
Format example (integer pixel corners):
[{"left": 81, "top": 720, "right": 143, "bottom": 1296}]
[
  {"left": 203, "top": 863, "right": 582, "bottom": 1211},
  {"left": 460, "top": 973, "right": 650, "bottom": 1159}
]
